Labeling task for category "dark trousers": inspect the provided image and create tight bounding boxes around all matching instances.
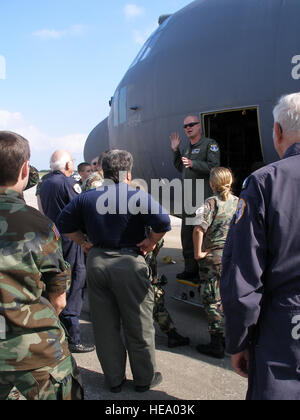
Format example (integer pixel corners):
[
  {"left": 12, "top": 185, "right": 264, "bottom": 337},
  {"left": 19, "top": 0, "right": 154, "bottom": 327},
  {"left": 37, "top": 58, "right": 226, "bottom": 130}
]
[
  {"left": 60, "top": 236, "right": 86, "bottom": 345},
  {"left": 181, "top": 218, "right": 199, "bottom": 273}
]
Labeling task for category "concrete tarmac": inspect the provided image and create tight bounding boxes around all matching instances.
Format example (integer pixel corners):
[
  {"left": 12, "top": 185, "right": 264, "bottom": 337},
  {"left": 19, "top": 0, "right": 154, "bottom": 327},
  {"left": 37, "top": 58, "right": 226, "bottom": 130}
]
[{"left": 24, "top": 187, "right": 248, "bottom": 401}]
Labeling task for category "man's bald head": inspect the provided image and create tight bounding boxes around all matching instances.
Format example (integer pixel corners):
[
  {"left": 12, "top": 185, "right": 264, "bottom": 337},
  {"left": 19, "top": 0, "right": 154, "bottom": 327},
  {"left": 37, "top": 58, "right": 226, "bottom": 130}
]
[
  {"left": 184, "top": 115, "right": 202, "bottom": 143},
  {"left": 184, "top": 115, "right": 200, "bottom": 124},
  {"left": 50, "top": 150, "right": 74, "bottom": 176}
]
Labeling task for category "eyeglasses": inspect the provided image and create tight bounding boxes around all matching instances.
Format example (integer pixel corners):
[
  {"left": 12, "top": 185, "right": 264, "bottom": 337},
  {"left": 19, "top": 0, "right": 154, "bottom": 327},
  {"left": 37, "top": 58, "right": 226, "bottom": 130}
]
[
  {"left": 184, "top": 122, "right": 200, "bottom": 129},
  {"left": 91, "top": 162, "right": 98, "bottom": 166}
]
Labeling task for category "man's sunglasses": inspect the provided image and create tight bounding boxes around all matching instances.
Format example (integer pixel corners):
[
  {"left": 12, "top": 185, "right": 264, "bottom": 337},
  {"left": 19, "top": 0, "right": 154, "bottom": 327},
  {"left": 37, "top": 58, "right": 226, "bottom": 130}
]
[{"left": 184, "top": 122, "right": 200, "bottom": 129}]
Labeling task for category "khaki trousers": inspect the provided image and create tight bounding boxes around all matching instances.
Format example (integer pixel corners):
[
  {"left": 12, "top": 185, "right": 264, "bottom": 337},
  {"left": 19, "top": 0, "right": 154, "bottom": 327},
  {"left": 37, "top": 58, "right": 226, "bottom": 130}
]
[{"left": 86, "top": 247, "right": 156, "bottom": 388}]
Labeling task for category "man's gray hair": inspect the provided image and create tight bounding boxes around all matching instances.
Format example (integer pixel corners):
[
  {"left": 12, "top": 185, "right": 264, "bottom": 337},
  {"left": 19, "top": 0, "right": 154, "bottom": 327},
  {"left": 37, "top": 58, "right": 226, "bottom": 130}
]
[
  {"left": 102, "top": 150, "right": 133, "bottom": 183},
  {"left": 50, "top": 153, "right": 71, "bottom": 172},
  {"left": 273, "top": 92, "right": 300, "bottom": 137}
]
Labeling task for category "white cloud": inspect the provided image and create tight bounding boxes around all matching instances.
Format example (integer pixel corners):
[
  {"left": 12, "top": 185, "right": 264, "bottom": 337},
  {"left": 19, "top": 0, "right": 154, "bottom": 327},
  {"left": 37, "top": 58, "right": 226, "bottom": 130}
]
[
  {"left": 33, "top": 24, "right": 86, "bottom": 40},
  {"left": 33, "top": 29, "right": 64, "bottom": 40},
  {"left": 124, "top": 4, "right": 144, "bottom": 19},
  {"left": 0, "top": 110, "right": 86, "bottom": 167},
  {"left": 0, "top": 111, "right": 45, "bottom": 145}
]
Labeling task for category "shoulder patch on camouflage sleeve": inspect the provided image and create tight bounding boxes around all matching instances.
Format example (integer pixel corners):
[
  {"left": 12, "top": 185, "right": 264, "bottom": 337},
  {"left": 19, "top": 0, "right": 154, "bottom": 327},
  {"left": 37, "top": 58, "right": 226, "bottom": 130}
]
[{"left": 51, "top": 224, "right": 61, "bottom": 241}]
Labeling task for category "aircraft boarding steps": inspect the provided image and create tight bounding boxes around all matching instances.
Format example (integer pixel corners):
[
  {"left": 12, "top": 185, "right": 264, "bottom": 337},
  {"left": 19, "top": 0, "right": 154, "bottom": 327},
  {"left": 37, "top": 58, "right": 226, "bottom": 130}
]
[{"left": 172, "top": 278, "right": 205, "bottom": 308}]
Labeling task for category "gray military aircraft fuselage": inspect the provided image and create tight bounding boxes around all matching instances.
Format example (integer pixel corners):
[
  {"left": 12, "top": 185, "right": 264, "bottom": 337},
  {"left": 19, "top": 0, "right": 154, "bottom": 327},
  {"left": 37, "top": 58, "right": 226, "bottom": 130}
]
[{"left": 85, "top": 0, "right": 300, "bottom": 198}]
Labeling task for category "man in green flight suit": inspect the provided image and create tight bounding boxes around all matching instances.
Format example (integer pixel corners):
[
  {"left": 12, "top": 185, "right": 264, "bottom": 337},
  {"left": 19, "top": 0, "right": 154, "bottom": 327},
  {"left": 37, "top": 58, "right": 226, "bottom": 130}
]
[
  {"left": 0, "top": 131, "right": 83, "bottom": 400},
  {"left": 170, "top": 115, "right": 220, "bottom": 280}
]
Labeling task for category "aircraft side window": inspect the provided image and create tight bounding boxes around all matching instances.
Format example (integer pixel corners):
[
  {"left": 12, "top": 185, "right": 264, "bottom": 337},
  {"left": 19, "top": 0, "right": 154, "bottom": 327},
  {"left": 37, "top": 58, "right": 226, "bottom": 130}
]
[
  {"left": 130, "top": 16, "right": 172, "bottom": 68},
  {"left": 140, "top": 31, "right": 161, "bottom": 62},
  {"left": 130, "top": 38, "right": 152, "bottom": 69},
  {"left": 140, "top": 20, "right": 170, "bottom": 63},
  {"left": 141, "top": 47, "right": 152, "bottom": 62}
]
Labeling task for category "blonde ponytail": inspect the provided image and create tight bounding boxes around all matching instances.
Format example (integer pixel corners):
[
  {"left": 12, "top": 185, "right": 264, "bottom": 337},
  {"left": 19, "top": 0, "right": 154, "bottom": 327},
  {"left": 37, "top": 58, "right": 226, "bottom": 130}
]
[{"left": 210, "top": 167, "right": 234, "bottom": 201}]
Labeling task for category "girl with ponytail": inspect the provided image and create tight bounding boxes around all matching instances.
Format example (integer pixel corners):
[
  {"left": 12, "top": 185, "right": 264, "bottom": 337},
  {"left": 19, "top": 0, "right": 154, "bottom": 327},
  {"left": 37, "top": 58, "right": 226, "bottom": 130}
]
[{"left": 193, "top": 167, "right": 238, "bottom": 358}]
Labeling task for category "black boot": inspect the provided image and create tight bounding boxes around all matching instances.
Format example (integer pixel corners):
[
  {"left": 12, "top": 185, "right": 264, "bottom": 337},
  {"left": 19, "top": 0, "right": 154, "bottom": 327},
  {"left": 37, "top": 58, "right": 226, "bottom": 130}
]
[
  {"left": 176, "top": 271, "right": 199, "bottom": 281},
  {"left": 196, "top": 333, "right": 225, "bottom": 359},
  {"left": 167, "top": 329, "right": 190, "bottom": 348}
]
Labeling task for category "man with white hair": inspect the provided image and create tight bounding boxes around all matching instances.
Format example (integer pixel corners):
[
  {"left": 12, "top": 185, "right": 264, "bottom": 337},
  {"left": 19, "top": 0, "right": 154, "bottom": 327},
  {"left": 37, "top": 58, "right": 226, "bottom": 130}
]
[
  {"left": 220, "top": 92, "right": 300, "bottom": 400},
  {"left": 39, "top": 150, "right": 95, "bottom": 354}
]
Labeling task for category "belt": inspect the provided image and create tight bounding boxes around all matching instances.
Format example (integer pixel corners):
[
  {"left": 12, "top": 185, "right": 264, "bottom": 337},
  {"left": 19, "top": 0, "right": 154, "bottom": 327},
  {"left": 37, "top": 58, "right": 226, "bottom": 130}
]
[{"left": 98, "top": 245, "right": 143, "bottom": 255}]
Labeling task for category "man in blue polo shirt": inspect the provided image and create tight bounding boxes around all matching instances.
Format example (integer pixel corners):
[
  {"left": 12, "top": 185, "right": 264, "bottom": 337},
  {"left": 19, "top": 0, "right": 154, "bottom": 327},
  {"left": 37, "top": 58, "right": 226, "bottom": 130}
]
[{"left": 56, "top": 150, "right": 171, "bottom": 394}]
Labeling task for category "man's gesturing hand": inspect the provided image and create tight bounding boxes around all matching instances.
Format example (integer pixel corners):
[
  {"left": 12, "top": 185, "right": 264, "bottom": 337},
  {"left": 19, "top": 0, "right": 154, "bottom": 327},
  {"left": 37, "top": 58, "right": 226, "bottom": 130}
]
[{"left": 170, "top": 132, "right": 181, "bottom": 151}]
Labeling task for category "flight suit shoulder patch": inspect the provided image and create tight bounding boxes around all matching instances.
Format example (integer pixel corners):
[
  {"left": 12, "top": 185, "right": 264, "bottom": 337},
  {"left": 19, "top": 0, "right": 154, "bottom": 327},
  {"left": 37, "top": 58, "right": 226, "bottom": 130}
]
[{"left": 210, "top": 144, "right": 219, "bottom": 153}]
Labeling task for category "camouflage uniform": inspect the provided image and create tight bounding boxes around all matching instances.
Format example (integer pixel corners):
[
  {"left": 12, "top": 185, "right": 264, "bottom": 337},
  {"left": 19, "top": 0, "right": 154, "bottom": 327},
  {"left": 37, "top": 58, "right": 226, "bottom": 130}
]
[
  {"left": 195, "top": 193, "right": 239, "bottom": 335},
  {"left": 145, "top": 238, "right": 189, "bottom": 348},
  {"left": 0, "top": 356, "right": 82, "bottom": 400},
  {"left": 145, "top": 240, "right": 175, "bottom": 334},
  {"left": 199, "top": 255, "right": 223, "bottom": 334},
  {"left": 0, "top": 189, "right": 83, "bottom": 400},
  {"left": 25, "top": 166, "right": 40, "bottom": 191},
  {"left": 81, "top": 172, "right": 103, "bottom": 192}
]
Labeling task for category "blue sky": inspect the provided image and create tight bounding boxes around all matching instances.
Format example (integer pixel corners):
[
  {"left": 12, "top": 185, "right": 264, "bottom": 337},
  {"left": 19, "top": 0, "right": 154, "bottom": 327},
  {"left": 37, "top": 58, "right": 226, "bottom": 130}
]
[{"left": 0, "top": 0, "right": 192, "bottom": 170}]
